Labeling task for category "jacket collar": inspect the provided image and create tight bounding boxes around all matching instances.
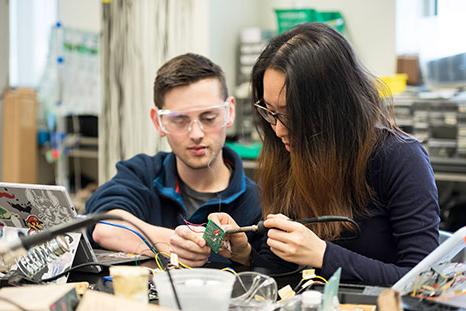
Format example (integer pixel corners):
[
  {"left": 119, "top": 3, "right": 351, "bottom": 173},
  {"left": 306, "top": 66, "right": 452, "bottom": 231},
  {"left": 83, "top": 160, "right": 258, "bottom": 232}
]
[{"left": 153, "top": 146, "right": 247, "bottom": 206}]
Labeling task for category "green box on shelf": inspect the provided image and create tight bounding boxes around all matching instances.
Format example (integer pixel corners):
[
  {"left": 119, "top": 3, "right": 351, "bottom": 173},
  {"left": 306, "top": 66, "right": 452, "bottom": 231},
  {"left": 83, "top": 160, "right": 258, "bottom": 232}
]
[
  {"left": 317, "top": 11, "right": 345, "bottom": 33},
  {"left": 275, "top": 8, "right": 345, "bottom": 34},
  {"left": 226, "top": 142, "right": 262, "bottom": 160},
  {"left": 275, "top": 8, "right": 317, "bottom": 34}
]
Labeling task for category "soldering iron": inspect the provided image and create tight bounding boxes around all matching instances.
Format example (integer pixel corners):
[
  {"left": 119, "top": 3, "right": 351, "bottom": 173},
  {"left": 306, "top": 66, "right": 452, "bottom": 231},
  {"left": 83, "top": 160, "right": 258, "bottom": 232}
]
[{"left": 225, "top": 216, "right": 360, "bottom": 238}]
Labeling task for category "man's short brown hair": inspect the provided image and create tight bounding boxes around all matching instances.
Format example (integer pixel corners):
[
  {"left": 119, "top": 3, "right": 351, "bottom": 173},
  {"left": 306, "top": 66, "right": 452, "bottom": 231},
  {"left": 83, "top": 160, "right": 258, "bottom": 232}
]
[{"left": 153, "top": 53, "right": 228, "bottom": 108}]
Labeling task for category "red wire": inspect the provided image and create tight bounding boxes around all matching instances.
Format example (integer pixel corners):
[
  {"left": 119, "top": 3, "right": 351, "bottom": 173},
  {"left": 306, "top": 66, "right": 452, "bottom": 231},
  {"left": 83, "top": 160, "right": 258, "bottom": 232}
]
[{"left": 182, "top": 217, "right": 206, "bottom": 233}]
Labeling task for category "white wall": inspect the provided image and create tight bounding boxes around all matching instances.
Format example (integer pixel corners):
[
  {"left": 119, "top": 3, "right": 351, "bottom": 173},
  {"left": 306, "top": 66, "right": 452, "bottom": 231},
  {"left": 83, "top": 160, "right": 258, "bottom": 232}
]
[
  {"left": 259, "top": 0, "right": 397, "bottom": 77},
  {"left": 0, "top": 0, "right": 8, "bottom": 93},
  {"left": 208, "top": 0, "right": 269, "bottom": 92},
  {"left": 55, "top": 0, "right": 397, "bottom": 89},
  {"left": 191, "top": 0, "right": 210, "bottom": 57},
  {"left": 9, "top": 0, "right": 57, "bottom": 87},
  {"left": 58, "top": 0, "right": 101, "bottom": 32}
]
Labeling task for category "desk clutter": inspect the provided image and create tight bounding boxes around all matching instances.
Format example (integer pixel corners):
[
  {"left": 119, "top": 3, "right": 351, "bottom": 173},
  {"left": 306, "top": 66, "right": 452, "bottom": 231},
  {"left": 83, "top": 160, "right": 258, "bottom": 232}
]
[
  {"left": 0, "top": 233, "right": 464, "bottom": 310},
  {"left": 0, "top": 268, "right": 381, "bottom": 311},
  {"left": 0, "top": 225, "right": 464, "bottom": 310},
  {"left": 0, "top": 283, "right": 168, "bottom": 311},
  {"left": 0, "top": 182, "right": 464, "bottom": 310}
]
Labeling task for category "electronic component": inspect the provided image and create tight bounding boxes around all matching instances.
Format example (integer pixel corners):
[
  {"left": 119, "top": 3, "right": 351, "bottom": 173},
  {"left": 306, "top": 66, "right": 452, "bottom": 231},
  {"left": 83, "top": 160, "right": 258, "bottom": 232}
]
[
  {"left": 278, "top": 284, "right": 296, "bottom": 300},
  {"left": 202, "top": 220, "right": 225, "bottom": 253},
  {"left": 302, "top": 269, "right": 316, "bottom": 280}
]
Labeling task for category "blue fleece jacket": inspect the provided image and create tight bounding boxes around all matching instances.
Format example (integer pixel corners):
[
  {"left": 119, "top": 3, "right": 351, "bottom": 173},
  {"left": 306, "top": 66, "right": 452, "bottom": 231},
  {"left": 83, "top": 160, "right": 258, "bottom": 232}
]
[{"left": 85, "top": 146, "right": 262, "bottom": 264}]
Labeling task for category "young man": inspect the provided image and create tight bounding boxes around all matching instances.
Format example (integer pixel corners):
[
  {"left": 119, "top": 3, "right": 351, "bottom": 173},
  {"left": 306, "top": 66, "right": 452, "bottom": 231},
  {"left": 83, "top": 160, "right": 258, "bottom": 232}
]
[{"left": 86, "top": 53, "right": 261, "bottom": 267}]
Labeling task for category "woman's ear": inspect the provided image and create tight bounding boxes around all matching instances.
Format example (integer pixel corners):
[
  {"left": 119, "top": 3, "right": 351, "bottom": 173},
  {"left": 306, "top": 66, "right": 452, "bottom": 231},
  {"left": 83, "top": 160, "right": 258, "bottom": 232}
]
[
  {"left": 150, "top": 107, "right": 166, "bottom": 137},
  {"left": 226, "top": 96, "right": 236, "bottom": 127}
]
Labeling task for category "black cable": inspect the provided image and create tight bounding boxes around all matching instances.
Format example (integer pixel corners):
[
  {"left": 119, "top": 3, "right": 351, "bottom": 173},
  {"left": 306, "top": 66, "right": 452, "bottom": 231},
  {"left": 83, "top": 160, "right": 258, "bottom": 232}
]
[
  {"left": 0, "top": 296, "right": 27, "bottom": 311},
  {"left": 5, "top": 213, "right": 180, "bottom": 310},
  {"left": 297, "top": 215, "right": 361, "bottom": 241},
  {"left": 41, "top": 262, "right": 107, "bottom": 283},
  {"left": 56, "top": 216, "right": 180, "bottom": 309},
  {"left": 247, "top": 216, "right": 361, "bottom": 278},
  {"left": 15, "top": 213, "right": 124, "bottom": 250},
  {"left": 166, "top": 265, "right": 182, "bottom": 310},
  {"left": 103, "top": 217, "right": 180, "bottom": 309},
  {"left": 269, "top": 265, "right": 307, "bottom": 278}
]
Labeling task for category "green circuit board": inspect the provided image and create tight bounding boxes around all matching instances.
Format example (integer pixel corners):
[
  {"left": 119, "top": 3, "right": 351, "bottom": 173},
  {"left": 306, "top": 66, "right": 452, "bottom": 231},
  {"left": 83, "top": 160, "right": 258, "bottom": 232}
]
[{"left": 203, "top": 220, "right": 225, "bottom": 253}]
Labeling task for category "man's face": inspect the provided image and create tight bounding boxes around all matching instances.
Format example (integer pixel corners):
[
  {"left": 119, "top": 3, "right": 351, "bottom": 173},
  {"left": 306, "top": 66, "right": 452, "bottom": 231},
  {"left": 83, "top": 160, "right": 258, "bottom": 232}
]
[{"left": 151, "top": 78, "right": 235, "bottom": 170}]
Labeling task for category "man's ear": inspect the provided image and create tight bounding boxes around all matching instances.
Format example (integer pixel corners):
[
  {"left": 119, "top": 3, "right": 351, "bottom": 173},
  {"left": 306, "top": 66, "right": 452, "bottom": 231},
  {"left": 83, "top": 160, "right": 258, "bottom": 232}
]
[
  {"left": 226, "top": 96, "right": 236, "bottom": 128},
  {"left": 150, "top": 107, "right": 166, "bottom": 137}
]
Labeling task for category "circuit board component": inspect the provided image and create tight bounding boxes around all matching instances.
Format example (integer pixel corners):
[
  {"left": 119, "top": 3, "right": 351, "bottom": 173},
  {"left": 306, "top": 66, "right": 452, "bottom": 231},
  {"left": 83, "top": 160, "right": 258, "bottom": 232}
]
[{"left": 203, "top": 220, "right": 225, "bottom": 253}]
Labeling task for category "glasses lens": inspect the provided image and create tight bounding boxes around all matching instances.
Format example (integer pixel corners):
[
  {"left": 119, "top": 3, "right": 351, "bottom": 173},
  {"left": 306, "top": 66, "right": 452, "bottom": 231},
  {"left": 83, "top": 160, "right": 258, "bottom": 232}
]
[
  {"left": 198, "top": 106, "right": 227, "bottom": 130},
  {"left": 161, "top": 113, "right": 190, "bottom": 133},
  {"left": 160, "top": 105, "right": 227, "bottom": 134},
  {"left": 255, "top": 105, "right": 276, "bottom": 125},
  {"left": 276, "top": 114, "right": 288, "bottom": 128}
]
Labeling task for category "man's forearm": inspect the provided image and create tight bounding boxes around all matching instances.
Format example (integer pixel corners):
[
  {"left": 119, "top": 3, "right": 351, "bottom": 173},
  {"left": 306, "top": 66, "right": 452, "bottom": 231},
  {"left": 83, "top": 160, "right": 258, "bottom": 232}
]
[{"left": 92, "top": 209, "right": 174, "bottom": 256}]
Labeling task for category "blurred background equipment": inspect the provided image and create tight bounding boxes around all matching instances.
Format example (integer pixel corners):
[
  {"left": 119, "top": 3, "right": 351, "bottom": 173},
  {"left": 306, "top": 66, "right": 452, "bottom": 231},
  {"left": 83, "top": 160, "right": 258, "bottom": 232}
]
[{"left": 0, "top": 0, "right": 464, "bottom": 232}]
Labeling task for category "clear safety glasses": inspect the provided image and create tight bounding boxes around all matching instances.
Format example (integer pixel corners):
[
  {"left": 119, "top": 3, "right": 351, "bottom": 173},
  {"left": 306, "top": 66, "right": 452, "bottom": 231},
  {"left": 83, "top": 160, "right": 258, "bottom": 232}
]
[{"left": 157, "top": 102, "right": 230, "bottom": 135}]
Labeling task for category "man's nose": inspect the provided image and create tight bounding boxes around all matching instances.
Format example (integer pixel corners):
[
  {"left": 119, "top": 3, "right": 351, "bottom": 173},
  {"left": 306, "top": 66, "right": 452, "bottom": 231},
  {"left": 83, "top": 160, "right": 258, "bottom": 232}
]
[{"left": 188, "top": 119, "right": 205, "bottom": 138}]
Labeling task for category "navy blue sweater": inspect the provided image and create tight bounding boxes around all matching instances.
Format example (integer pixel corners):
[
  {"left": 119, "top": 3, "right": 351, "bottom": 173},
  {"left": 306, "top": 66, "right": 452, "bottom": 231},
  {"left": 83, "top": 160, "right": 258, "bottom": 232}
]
[
  {"left": 86, "top": 147, "right": 262, "bottom": 260},
  {"left": 251, "top": 134, "right": 440, "bottom": 286}
]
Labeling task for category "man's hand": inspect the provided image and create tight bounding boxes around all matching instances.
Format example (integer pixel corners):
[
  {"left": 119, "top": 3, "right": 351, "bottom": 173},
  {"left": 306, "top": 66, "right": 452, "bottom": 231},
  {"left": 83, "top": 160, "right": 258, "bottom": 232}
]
[
  {"left": 169, "top": 225, "right": 211, "bottom": 267},
  {"left": 208, "top": 212, "right": 251, "bottom": 266}
]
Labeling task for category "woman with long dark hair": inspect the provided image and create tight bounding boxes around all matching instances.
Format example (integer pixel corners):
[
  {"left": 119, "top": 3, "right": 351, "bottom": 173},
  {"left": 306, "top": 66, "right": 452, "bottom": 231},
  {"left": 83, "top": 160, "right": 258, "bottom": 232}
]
[{"left": 209, "top": 23, "right": 439, "bottom": 286}]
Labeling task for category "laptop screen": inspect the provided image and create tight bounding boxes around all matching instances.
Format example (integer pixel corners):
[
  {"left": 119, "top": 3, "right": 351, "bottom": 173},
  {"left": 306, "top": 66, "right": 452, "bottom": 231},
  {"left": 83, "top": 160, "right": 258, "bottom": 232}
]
[
  {"left": 0, "top": 182, "right": 101, "bottom": 275},
  {"left": 0, "top": 182, "right": 77, "bottom": 230}
]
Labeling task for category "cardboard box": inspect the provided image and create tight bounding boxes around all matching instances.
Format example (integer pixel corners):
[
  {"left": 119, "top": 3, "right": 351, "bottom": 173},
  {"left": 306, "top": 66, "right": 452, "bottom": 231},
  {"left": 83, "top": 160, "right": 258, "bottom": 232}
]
[
  {"left": 0, "top": 284, "right": 78, "bottom": 311},
  {"left": 2, "top": 88, "right": 37, "bottom": 183},
  {"left": 396, "top": 54, "right": 422, "bottom": 86},
  {"left": 77, "top": 290, "right": 170, "bottom": 311}
]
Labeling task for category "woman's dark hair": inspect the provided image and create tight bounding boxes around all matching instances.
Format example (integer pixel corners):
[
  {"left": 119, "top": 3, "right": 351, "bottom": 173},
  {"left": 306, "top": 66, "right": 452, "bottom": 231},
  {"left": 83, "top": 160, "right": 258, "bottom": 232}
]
[
  {"left": 153, "top": 53, "right": 228, "bottom": 108},
  {"left": 251, "top": 23, "right": 401, "bottom": 239}
]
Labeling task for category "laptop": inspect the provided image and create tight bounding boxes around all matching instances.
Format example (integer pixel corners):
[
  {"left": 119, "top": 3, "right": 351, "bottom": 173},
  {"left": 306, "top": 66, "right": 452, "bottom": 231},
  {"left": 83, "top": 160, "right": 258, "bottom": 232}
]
[{"left": 0, "top": 182, "right": 149, "bottom": 273}]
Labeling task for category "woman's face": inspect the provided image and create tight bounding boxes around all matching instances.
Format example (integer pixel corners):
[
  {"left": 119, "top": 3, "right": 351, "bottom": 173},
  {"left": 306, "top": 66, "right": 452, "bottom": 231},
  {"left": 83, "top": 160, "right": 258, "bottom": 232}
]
[{"left": 263, "top": 68, "right": 291, "bottom": 152}]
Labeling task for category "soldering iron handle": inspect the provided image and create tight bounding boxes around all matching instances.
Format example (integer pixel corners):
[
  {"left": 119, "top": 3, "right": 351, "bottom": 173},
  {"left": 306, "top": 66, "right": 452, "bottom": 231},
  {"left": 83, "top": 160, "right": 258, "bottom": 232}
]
[{"left": 256, "top": 220, "right": 266, "bottom": 234}]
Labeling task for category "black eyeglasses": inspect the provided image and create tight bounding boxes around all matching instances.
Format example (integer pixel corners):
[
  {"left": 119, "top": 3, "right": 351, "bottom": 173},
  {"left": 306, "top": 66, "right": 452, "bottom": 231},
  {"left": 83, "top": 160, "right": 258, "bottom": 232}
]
[{"left": 254, "top": 100, "right": 289, "bottom": 128}]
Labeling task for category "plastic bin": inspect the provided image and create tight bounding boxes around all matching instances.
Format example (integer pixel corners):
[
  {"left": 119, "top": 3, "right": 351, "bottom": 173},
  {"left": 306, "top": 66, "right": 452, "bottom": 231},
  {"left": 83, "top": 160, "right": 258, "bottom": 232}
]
[
  {"left": 379, "top": 74, "right": 408, "bottom": 96},
  {"left": 226, "top": 142, "right": 262, "bottom": 160},
  {"left": 154, "top": 268, "right": 235, "bottom": 311}
]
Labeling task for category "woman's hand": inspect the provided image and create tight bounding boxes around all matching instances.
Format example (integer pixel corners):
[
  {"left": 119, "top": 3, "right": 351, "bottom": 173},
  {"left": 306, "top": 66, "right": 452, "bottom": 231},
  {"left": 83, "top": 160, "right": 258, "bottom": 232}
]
[
  {"left": 208, "top": 212, "right": 252, "bottom": 266},
  {"left": 264, "top": 214, "right": 327, "bottom": 268},
  {"left": 169, "top": 225, "right": 211, "bottom": 267}
]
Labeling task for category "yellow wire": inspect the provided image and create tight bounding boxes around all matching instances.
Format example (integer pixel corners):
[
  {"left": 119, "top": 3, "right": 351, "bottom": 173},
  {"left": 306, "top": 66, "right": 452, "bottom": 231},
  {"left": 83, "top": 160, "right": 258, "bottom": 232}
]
[
  {"left": 179, "top": 261, "right": 192, "bottom": 269},
  {"left": 157, "top": 251, "right": 193, "bottom": 269},
  {"left": 221, "top": 267, "right": 238, "bottom": 276},
  {"left": 313, "top": 275, "right": 328, "bottom": 283},
  {"left": 154, "top": 253, "right": 162, "bottom": 270},
  {"left": 155, "top": 252, "right": 164, "bottom": 270}
]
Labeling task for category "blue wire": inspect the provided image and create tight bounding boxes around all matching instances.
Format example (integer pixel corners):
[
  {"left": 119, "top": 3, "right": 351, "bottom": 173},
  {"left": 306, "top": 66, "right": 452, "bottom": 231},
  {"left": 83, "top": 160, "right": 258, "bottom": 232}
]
[
  {"left": 98, "top": 220, "right": 158, "bottom": 254},
  {"left": 102, "top": 275, "right": 112, "bottom": 282}
]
